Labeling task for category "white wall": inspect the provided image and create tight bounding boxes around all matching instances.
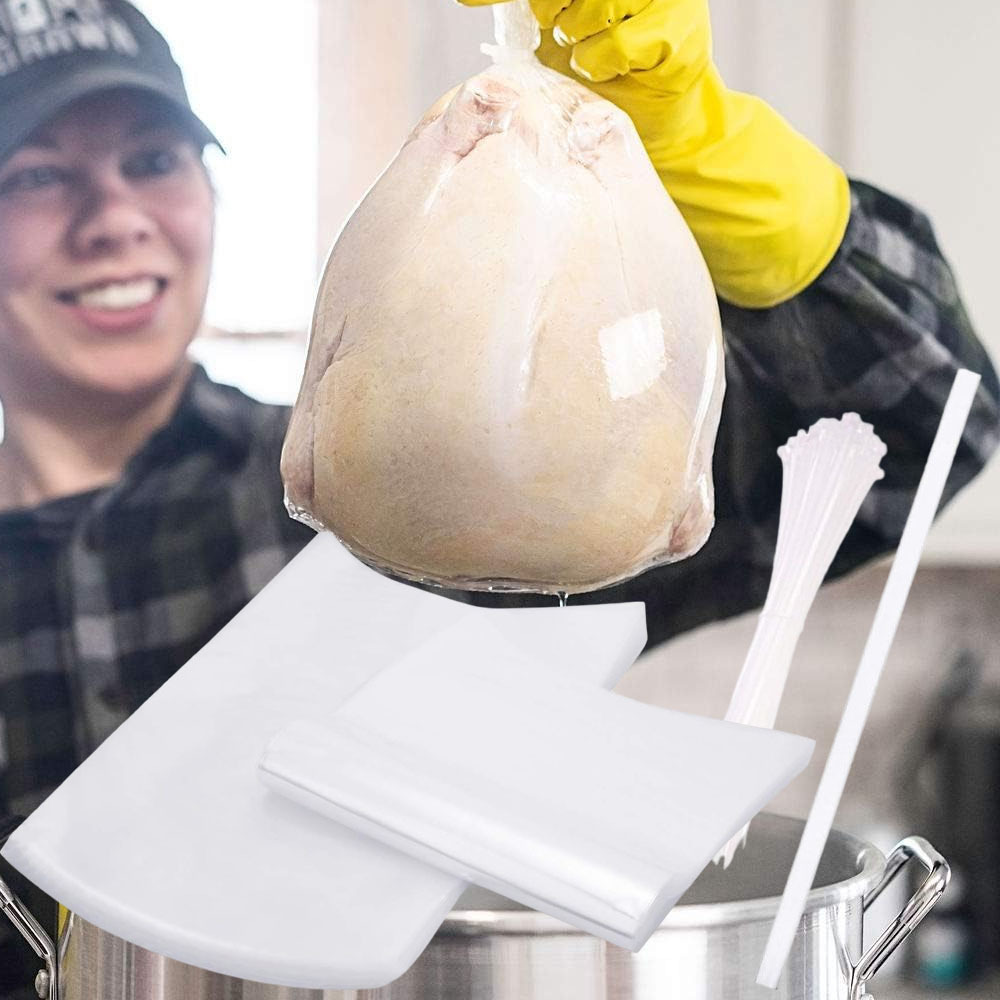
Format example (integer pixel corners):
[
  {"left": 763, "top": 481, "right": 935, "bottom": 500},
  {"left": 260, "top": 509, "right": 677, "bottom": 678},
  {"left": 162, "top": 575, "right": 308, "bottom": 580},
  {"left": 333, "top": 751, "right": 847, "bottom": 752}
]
[
  {"left": 844, "top": 1, "right": 1000, "bottom": 559},
  {"left": 711, "top": 0, "right": 846, "bottom": 156},
  {"left": 140, "top": 0, "right": 319, "bottom": 334}
]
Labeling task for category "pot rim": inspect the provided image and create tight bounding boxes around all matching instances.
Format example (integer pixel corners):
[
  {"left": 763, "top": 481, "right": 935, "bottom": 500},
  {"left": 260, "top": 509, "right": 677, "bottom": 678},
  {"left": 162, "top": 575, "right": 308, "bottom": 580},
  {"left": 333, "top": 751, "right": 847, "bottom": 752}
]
[{"left": 440, "top": 816, "right": 886, "bottom": 936}]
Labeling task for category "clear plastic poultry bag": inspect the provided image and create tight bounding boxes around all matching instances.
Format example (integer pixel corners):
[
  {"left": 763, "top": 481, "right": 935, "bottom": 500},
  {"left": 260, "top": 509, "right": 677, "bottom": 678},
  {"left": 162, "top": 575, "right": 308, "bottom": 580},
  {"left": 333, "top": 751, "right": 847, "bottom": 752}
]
[{"left": 281, "top": 0, "right": 725, "bottom": 595}]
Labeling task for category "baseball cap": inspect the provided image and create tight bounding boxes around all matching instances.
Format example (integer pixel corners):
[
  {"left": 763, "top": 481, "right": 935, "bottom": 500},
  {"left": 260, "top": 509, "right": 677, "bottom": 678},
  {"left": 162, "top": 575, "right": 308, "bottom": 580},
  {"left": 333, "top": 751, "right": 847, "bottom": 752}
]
[{"left": 0, "top": 0, "right": 222, "bottom": 167}]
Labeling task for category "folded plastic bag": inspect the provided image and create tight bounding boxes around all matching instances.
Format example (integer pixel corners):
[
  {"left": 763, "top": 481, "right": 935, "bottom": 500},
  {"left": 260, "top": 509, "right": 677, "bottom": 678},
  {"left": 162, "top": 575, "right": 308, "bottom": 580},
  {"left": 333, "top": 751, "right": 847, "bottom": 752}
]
[{"left": 281, "top": 2, "right": 724, "bottom": 595}]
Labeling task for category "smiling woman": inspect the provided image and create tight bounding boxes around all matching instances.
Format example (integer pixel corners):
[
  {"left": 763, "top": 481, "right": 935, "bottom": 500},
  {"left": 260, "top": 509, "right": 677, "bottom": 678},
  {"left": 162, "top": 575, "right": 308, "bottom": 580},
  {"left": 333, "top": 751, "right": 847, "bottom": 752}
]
[{"left": 0, "top": 92, "right": 214, "bottom": 424}]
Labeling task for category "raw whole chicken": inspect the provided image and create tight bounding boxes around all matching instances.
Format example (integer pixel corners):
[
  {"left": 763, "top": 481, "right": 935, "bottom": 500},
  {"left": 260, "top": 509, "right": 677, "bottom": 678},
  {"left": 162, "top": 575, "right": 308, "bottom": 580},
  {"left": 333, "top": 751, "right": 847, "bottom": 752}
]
[{"left": 281, "top": 15, "right": 725, "bottom": 596}]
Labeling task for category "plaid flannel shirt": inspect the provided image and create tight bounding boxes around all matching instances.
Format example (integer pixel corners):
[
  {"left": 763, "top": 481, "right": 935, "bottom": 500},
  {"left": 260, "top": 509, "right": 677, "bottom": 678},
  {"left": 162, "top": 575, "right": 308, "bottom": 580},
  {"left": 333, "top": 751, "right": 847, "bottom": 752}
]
[{"left": 1, "top": 179, "right": 998, "bottom": 996}]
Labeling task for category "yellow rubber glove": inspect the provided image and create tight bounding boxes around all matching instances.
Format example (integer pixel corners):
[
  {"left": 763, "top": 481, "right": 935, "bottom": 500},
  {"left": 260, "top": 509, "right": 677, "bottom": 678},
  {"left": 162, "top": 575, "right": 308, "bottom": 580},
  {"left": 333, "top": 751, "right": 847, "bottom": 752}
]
[{"left": 457, "top": 0, "right": 850, "bottom": 308}]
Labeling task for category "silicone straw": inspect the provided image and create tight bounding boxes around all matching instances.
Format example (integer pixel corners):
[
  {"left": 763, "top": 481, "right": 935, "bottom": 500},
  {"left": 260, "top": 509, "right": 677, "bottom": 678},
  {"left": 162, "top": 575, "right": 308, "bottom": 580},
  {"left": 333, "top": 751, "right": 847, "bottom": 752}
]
[
  {"left": 756, "top": 369, "right": 981, "bottom": 989},
  {"left": 714, "top": 415, "right": 886, "bottom": 867}
]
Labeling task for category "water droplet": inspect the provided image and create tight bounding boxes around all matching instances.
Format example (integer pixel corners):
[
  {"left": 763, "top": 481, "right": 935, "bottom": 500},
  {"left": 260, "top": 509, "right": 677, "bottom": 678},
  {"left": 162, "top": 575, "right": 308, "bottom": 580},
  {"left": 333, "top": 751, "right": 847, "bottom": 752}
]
[{"left": 557, "top": 591, "right": 568, "bottom": 608}]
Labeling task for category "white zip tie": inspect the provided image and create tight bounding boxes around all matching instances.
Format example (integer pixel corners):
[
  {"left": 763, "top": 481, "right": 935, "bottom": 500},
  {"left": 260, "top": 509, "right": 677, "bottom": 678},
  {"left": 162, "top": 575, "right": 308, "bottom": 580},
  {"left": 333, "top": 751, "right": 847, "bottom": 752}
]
[
  {"left": 756, "top": 368, "right": 981, "bottom": 989},
  {"left": 714, "top": 414, "right": 886, "bottom": 867}
]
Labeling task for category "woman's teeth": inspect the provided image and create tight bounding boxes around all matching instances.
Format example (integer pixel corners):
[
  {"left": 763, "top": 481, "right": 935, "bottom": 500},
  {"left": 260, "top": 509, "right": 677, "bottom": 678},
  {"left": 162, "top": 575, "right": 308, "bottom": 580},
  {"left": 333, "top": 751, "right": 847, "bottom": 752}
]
[{"left": 75, "top": 278, "right": 161, "bottom": 310}]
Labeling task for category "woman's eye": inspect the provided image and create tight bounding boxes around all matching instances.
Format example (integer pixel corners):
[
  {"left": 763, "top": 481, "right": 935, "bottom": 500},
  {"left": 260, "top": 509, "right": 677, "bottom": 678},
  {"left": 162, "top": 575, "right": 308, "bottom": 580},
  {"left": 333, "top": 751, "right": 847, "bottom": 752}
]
[
  {"left": 123, "top": 147, "right": 183, "bottom": 179},
  {"left": 0, "top": 164, "right": 68, "bottom": 196}
]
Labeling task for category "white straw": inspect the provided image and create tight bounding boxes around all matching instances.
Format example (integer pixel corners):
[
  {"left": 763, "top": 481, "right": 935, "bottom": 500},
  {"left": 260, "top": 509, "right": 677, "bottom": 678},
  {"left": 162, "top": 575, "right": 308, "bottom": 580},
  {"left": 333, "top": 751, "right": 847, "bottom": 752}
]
[{"left": 756, "top": 369, "right": 981, "bottom": 989}]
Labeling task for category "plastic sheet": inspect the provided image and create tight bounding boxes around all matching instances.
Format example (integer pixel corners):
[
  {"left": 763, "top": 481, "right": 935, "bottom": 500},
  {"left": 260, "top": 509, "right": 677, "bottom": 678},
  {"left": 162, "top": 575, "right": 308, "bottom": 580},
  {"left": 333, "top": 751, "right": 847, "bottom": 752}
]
[
  {"left": 259, "top": 616, "right": 813, "bottom": 952},
  {"left": 281, "top": 2, "right": 724, "bottom": 594},
  {"left": 0, "top": 533, "right": 649, "bottom": 989}
]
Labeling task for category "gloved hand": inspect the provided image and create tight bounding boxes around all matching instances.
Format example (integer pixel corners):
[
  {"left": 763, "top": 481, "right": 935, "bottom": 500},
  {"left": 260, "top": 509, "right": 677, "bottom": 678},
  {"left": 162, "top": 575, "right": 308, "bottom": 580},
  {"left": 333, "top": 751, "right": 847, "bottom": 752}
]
[{"left": 457, "top": 0, "right": 850, "bottom": 308}]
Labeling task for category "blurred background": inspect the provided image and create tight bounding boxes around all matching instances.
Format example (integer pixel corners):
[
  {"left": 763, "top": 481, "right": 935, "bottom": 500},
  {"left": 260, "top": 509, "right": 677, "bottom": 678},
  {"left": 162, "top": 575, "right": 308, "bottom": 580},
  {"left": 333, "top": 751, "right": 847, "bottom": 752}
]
[{"left": 139, "top": 2, "right": 999, "bottom": 995}]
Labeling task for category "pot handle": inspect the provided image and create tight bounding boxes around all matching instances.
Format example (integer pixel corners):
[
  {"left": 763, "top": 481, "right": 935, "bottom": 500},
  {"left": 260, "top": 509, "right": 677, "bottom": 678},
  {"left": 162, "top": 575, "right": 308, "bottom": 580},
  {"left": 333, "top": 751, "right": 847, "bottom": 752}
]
[
  {"left": 851, "top": 836, "right": 950, "bottom": 998},
  {"left": 0, "top": 818, "right": 59, "bottom": 1000}
]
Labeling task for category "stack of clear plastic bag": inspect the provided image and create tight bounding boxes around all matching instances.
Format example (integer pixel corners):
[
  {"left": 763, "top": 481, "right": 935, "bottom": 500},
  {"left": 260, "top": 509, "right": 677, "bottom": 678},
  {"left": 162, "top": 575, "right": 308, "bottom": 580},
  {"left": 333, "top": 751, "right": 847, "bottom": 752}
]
[{"left": 281, "top": 0, "right": 725, "bottom": 596}]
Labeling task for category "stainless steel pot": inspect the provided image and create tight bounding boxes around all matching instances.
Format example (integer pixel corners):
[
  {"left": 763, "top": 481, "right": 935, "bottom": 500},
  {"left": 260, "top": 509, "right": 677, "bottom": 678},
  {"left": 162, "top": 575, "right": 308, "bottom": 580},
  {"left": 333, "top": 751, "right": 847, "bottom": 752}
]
[{"left": 1, "top": 814, "right": 949, "bottom": 1000}]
